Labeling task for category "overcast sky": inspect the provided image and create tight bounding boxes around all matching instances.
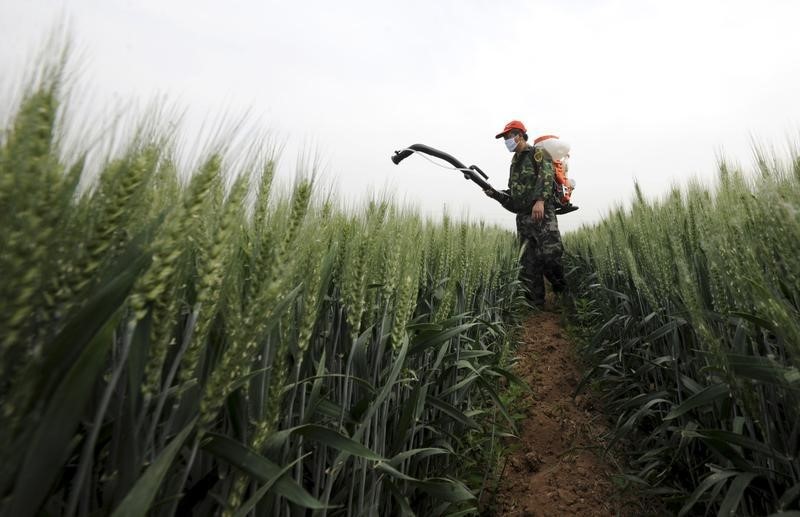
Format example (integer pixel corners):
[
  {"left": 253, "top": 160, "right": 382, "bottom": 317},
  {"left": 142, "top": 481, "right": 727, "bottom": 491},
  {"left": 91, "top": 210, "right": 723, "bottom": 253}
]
[{"left": 2, "top": 0, "right": 799, "bottom": 232}]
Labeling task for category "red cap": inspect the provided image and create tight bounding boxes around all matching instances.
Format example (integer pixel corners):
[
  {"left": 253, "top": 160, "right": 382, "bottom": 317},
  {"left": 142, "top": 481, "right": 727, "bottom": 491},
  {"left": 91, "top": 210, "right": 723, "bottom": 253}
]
[
  {"left": 495, "top": 120, "right": 527, "bottom": 139},
  {"left": 534, "top": 134, "right": 559, "bottom": 144}
]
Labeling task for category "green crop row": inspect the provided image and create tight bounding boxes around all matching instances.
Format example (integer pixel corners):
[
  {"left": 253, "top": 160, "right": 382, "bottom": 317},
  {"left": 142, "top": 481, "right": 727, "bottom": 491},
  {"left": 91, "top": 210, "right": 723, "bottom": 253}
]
[
  {"left": 565, "top": 147, "right": 800, "bottom": 515},
  {"left": 0, "top": 65, "right": 527, "bottom": 516}
]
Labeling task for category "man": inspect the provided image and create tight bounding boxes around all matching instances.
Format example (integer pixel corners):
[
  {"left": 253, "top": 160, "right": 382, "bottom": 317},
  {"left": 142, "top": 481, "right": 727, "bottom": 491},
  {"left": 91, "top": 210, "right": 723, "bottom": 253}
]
[{"left": 487, "top": 120, "right": 566, "bottom": 308}]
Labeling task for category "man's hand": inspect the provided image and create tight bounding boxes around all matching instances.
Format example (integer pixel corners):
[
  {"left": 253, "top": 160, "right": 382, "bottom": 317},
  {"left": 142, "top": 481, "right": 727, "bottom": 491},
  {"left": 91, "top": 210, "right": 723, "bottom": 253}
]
[
  {"left": 532, "top": 200, "right": 544, "bottom": 222},
  {"left": 485, "top": 189, "right": 503, "bottom": 201}
]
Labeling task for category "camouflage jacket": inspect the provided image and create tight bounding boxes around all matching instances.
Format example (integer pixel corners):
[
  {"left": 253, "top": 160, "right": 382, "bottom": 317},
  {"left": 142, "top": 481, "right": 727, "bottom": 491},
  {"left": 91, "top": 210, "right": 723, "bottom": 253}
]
[{"left": 500, "top": 144, "right": 554, "bottom": 214}]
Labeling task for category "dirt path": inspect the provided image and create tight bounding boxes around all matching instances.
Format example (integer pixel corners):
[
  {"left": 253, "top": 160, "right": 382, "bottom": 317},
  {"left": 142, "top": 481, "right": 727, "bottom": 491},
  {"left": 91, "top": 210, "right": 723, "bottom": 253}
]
[{"left": 490, "top": 311, "right": 642, "bottom": 517}]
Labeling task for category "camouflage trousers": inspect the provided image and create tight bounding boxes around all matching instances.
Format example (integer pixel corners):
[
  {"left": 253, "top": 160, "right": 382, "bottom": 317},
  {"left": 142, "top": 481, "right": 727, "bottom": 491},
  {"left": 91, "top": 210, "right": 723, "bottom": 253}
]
[{"left": 516, "top": 207, "right": 566, "bottom": 305}]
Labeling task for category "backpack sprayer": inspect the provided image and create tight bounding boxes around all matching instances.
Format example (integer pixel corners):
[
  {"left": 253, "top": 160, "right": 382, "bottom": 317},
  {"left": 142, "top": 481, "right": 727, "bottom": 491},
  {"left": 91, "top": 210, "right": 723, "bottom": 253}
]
[{"left": 390, "top": 141, "right": 578, "bottom": 215}]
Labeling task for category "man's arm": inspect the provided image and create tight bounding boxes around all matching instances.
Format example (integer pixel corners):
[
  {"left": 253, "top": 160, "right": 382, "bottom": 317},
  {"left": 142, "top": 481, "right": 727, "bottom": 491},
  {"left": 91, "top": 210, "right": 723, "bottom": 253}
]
[
  {"left": 530, "top": 149, "right": 554, "bottom": 221},
  {"left": 507, "top": 154, "right": 537, "bottom": 213},
  {"left": 484, "top": 188, "right": 517, "bottom": 213},
  {"left": 530, "top": 149, "right": 554, "bottom": 204}
]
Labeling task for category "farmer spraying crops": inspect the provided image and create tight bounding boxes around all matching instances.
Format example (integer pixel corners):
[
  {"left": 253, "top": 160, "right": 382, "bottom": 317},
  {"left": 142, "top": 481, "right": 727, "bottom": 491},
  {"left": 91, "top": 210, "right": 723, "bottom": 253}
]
[
  {"left": 486, "top": 120, "right": 567, "bottom": 308},
  {"left": 390, "top": 124, "right": 576, "bottom": 308}
]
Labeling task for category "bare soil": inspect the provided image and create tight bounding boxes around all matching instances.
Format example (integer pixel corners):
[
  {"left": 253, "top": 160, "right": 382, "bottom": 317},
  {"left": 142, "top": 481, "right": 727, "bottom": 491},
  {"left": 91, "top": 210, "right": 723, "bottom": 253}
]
[{"left": 488, "top": 311, "right": 646, "bottom": 517}]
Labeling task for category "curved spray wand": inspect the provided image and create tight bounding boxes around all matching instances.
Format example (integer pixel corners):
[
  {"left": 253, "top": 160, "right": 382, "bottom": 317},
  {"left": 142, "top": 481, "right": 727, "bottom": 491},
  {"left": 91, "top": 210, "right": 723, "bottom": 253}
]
[
  {"left": 390, "top": 143, "right": 513, "bottom": 208},
  {"left": 390, "top": 143, "right": 578, "bottom": 215}
]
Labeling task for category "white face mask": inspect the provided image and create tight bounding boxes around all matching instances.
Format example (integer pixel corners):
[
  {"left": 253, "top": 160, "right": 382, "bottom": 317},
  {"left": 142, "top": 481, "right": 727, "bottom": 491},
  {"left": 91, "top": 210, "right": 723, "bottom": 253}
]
[{"left": 504, "top": 136, "right": 517, "bottom": 152}]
